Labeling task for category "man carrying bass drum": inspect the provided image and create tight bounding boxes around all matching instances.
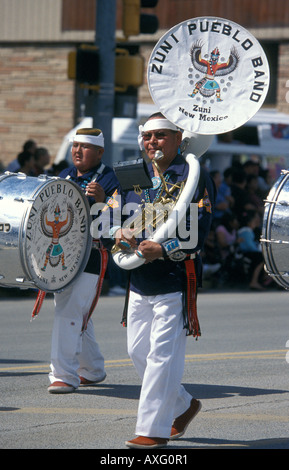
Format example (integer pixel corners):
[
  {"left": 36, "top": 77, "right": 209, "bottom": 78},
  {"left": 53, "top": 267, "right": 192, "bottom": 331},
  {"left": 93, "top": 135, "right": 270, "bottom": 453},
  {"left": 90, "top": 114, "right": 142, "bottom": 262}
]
[{"left": 47, "top": 128, "right": 120, "bottom": 394}]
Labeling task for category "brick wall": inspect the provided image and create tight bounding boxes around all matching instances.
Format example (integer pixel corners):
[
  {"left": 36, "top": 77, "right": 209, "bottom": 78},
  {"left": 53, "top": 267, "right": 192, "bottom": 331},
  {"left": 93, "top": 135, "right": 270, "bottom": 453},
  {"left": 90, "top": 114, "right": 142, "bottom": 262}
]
[{"left": 0, "top": 46, "right": 75, "bottom": 168}]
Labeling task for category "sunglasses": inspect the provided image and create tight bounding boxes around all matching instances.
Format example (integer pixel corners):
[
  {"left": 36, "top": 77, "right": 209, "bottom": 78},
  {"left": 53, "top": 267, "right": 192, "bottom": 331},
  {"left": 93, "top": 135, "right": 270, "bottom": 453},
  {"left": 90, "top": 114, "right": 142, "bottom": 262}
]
[{"left": 142, "top": 131, "right": 172, "bottom": 141}]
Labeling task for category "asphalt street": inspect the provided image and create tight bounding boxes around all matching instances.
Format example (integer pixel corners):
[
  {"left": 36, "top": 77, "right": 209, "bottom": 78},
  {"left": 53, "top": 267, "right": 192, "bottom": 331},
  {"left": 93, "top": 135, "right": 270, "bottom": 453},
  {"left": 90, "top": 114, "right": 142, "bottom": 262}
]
[{"left": 0, "top": 287, "right": 289, "bottom": 453}]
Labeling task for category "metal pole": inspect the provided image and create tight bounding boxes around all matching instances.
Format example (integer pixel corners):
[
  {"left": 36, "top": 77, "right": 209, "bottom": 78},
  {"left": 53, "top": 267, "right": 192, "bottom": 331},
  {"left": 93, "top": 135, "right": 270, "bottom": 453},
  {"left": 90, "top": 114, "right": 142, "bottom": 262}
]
[{"left": 94, "top": 0, "right": 116, "bottom": 167}]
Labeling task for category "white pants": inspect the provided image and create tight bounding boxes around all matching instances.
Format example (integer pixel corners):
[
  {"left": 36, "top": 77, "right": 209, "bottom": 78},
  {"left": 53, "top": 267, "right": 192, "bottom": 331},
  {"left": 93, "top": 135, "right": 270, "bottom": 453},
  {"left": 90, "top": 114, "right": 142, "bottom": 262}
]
[
  {"left": 49, "top": 272, "right": 105, "bottom": 388},
  {"left": 127, "top": 290, "right": 193, "bottom": 438}
]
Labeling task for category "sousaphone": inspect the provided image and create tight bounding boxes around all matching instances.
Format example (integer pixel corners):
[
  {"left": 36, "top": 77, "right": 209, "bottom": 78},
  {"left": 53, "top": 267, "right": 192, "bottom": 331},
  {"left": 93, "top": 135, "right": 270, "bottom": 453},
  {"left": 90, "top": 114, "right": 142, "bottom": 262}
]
[{"left": 112, "top": 16, "right": 270, "bottom": 270}]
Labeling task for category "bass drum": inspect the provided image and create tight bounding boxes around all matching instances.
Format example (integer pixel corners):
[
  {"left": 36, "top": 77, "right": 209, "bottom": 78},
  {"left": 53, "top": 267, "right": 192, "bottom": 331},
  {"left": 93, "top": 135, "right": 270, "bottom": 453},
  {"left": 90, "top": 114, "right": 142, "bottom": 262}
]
[
  {"left": 261, "top": 170, "right": 289, "bottom": 289},
  {"left": 0, "top": 172, "right": 92, "bottom": 292}
]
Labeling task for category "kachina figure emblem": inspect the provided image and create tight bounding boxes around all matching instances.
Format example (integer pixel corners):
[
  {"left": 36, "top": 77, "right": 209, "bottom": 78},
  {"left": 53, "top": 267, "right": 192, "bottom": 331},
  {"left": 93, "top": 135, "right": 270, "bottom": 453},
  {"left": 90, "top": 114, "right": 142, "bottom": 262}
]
[
  {"left": 188, "top": 42, "right": 239, "bottom": 102},
  {"left": 40, "top": 203, "right": 74, "bottom": 271}
]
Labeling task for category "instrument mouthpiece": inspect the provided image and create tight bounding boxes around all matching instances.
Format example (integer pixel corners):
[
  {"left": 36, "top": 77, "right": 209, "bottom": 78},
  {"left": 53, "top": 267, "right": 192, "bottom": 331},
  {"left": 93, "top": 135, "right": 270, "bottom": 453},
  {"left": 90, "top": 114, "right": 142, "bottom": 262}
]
[{"left": 154, "top": 150, "right": 164, "bottom": 161}]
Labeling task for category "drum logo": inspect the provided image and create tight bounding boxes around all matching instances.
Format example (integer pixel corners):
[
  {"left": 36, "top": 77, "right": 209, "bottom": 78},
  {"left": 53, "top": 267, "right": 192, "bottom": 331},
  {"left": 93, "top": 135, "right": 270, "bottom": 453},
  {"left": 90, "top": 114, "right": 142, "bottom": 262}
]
[
  {"left": 40, "top": 203, "right": 74, "bottom": 271},
  {"left": 188, "top": 42, "right": 239, "bottom": 103}
]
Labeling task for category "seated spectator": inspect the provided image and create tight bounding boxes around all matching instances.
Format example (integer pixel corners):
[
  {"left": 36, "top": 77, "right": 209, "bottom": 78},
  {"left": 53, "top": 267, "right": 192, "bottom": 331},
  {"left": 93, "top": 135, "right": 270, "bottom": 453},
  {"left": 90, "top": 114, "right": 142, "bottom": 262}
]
[
  {"left": 210, "top": 170, "right": 233, "bottom": 227},
  {"left": 16, "top": 151, "right": 35, "bottom": 176},
  {"left": 7, "top": 139, "right": 37, "bottom": 173},
  {"left": 246, "top": 174, "right": 264, "bottom": 217},
  {"left": 243, "top": 159, "right": 271, "bottom": 200},
  {"left": 230, "top": 169, "right": 256, "bottom": 224},
  {"left": 33, "top": 147, "right": 51, "bottom": 176},
  {"left": 220, "top": 167, "right": 234, "bottom": 198},
  {"left": 201, "top": 229, "right": 222, "bottom": 280},
  {"left": 243, "top": 160, "right": 259, "bottom": 178},
  {"left": 47, "top": 161, "right": 70, "bottom": 176},
  {"left": 215, "top": 213, "right": 240, "bottom": 261},
  {"left": 258, "top": 168, "right": 273, "bottom": 199},
  {"left": 237, "top": 210, "right": 266, "bottom": 290}
]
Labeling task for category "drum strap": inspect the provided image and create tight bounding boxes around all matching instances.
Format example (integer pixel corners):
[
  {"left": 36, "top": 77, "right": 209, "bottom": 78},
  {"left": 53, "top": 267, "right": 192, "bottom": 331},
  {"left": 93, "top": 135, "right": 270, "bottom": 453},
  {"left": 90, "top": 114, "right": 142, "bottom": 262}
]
[
  {"left": 79, "top": 163, "right": 108, "bottom": 330},
  {"left": 81, "top": 244, "right": 109, "bottom": 332},
  {"left": 91, "top": 164, "right": 105, "bottom": 181},
  {"left": 65, "top": 164, "right": 105, "bottom": 184},
  {"left": 182, "top": 257, "right": 201, "bottom": 338},
  {"left": 120, "top": 273, "right": 131, "bottom": 328}
]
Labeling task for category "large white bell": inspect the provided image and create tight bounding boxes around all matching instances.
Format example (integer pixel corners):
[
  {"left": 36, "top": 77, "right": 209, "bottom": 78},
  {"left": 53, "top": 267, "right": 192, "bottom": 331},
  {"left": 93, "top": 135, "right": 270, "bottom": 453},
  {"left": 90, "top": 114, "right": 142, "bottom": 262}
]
[{"left": 180, "top": 131, "right": 214, "bottom": 158}]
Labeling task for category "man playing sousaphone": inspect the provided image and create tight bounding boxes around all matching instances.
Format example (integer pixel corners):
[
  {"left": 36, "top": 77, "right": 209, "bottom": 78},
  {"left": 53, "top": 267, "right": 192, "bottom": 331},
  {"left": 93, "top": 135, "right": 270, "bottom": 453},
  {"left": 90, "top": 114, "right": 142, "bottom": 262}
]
[
  {"left": 107, "top": 12, "right": 270, "bottom": 449},
  {"left": 109, "top": 112, "right": 216, "bottom": 448}
]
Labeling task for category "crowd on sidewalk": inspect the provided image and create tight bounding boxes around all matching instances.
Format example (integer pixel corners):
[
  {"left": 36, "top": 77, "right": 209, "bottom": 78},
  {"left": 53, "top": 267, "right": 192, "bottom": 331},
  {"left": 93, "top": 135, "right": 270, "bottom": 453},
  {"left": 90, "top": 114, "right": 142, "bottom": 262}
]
[{"left": 201, "top": 158, "right": 276, "bottom": 291}]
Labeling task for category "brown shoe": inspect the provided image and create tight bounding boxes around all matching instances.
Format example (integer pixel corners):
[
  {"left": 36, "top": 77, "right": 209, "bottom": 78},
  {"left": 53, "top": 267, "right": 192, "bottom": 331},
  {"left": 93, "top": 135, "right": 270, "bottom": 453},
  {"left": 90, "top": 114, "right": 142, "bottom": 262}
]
[
  {"left": 170, "top": 398, "right": 202, "bottom": 439},
  {"left": 48, "top": 381, "right": 75, "bottom": 394},
  {"left": 125, "top": 436, "right": 168, "bottom": 449},
  {"left": 79, "top": 373, "right": 106, "bottom": 386}
]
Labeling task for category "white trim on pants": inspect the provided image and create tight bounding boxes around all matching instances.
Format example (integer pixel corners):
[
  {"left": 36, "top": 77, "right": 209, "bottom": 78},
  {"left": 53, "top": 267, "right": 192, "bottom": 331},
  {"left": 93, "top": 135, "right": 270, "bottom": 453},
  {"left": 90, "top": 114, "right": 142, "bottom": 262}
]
[
  {"left": 49, "top": 272, "right": 105, "bottom": 388},
  {"left": 127, "top": 290, "right": 193, "bottom": 438}
]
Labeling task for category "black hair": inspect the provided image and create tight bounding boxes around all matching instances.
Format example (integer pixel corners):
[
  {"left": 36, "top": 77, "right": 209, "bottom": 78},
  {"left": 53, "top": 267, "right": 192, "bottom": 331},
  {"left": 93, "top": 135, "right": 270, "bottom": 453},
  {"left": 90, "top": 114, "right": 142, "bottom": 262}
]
[{"left": 17, "top": 151, "right": 33, "bottom": 166}]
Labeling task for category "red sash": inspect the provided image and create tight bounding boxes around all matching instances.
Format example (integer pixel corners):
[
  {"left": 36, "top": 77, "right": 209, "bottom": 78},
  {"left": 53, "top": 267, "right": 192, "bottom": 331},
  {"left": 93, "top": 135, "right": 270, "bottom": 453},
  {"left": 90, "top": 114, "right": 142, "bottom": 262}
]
[
  {"left": 81, "top": 245, "right": 108, "bottom": 332},
  {"left": 184, "top": 258, "right": 201, "bottom": 338}
]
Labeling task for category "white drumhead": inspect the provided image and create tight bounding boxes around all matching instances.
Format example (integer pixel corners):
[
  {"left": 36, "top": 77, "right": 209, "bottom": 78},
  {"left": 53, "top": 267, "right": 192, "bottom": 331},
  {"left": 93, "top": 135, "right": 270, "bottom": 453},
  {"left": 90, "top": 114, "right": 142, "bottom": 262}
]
[
  {"left": 23, "top": 178, "right": 92, "bottom": 292},
  {"left": 148, "top": 16, "right": 270, "bottom": 134}
]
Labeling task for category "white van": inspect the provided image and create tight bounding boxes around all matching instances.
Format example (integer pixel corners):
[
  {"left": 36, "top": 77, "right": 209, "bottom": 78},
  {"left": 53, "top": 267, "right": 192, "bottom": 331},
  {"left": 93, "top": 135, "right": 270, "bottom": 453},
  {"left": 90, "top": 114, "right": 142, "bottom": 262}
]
[{"left": 54, "top": 105, "right": 289, "bottom": 180}]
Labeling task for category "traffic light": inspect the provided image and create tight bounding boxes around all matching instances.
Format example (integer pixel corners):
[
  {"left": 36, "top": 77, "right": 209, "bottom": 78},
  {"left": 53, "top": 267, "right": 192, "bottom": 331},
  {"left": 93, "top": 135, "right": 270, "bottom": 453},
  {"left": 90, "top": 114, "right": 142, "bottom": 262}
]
[
  {"left": 122, "top": 0, "right": 159, "bottom": 38},
  {"left": 114, "top": 45, "right": 144, "bottom": 118},
  {"left": 115, "top": 47, "right": 144, "bottom": 90},
  {"left": 67, "top": 45, "right": 99, "bottom": 84},
  {"left": 68, "top": 44, "right": 143, "bottom": 91}
]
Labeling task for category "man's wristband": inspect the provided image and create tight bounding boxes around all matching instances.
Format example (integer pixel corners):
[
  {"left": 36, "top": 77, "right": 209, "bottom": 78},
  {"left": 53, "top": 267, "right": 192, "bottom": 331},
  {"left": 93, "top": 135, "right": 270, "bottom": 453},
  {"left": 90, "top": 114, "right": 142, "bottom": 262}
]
[
  {"left": 161, "top": 238, "right": 181, "bottom": 255},
  {"left": 161, "top": 238, "right": 187, "bottom": 262}
]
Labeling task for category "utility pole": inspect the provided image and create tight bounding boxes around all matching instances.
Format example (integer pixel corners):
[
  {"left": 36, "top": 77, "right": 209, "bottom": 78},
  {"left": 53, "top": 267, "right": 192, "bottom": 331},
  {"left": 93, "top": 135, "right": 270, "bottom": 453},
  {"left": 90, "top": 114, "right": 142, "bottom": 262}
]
[{"left": 94, "top": 0, "right": 116, "bottom": 167}]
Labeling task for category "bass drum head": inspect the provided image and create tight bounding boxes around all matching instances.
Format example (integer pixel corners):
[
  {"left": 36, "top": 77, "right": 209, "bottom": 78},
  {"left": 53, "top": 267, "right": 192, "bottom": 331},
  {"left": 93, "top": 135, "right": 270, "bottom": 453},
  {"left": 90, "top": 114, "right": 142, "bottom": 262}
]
[
  {"left": 261, "top": 171, "right": 289, "bottom": 289},
  {"left": 147, "top": 16, "right": 270, "bottom": 134},
  {"left": 22, "top": 178, "right": 92, "bottom": 292}
]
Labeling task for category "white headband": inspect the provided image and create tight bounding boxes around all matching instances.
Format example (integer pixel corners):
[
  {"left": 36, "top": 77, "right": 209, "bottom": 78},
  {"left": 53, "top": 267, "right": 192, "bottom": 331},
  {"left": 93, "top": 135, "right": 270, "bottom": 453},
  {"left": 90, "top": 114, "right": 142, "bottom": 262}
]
[
  {"left": 71, "top": 133, "right": 104, "bottom": 148},
  {"left": 138, "top": 119, "right": 179, "bottom": 150}
]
